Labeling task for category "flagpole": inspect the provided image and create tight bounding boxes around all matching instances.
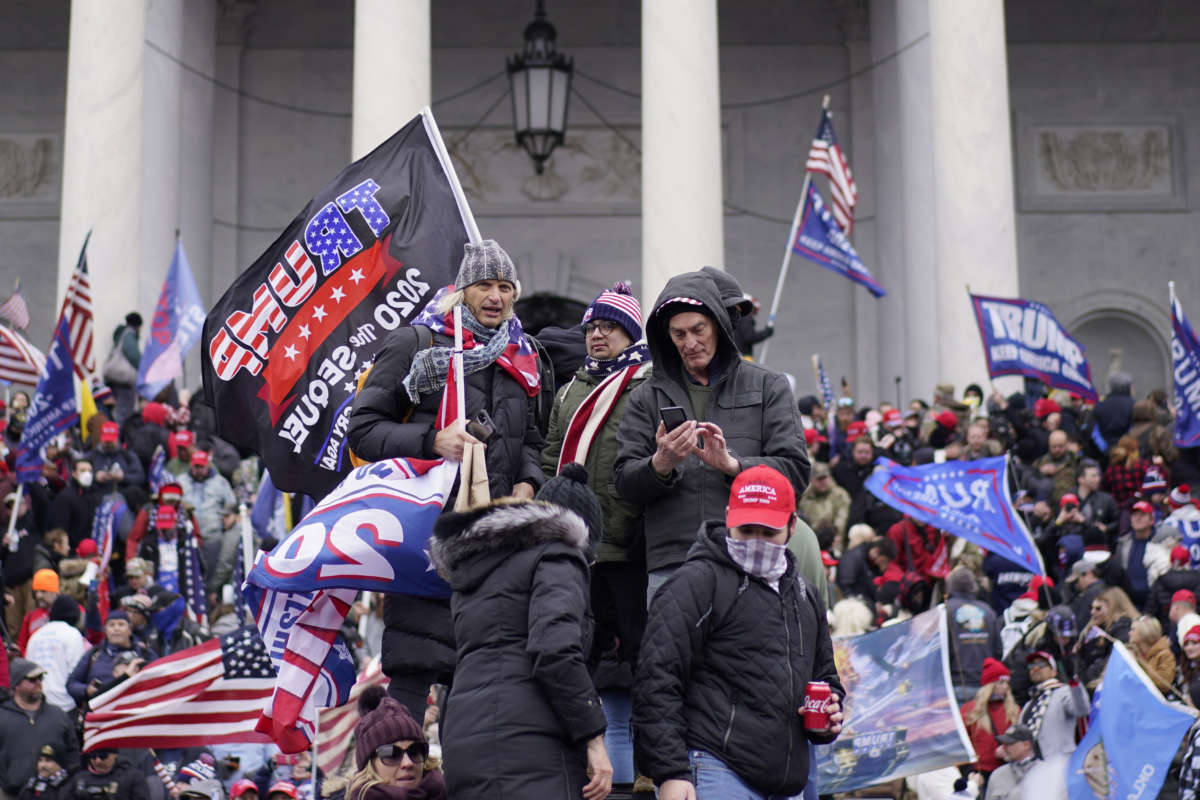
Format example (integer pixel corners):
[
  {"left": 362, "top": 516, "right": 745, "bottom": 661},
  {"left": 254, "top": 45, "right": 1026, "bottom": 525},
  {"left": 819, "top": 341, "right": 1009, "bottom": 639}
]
[
  {"left": 5, "top": 482, "right": 23, "bottom": 552},
  {"left": 421, "top": 107, "right": 481, "bottom": 246},
  {"left": 452, "top": 306, "right": 466, "bottom": 429},
  {"left": 760, "top": 95, "right": 831, "bottom": 366}
]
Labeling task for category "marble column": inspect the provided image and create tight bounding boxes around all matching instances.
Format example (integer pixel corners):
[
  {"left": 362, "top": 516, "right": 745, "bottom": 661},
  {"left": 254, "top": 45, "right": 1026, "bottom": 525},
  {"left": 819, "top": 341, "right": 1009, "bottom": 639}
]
[
  {"left": 352, "top": 0, "right": 431, "bottom": 161},
  {"left": 57, "top": 0, "right": 150, "bottom": 365},
  {"left": 929, "top": 0, "right": 1020, "bottom": 394},
  {"left": 641, "top": 0, "right": 725, "bottom": 308}
]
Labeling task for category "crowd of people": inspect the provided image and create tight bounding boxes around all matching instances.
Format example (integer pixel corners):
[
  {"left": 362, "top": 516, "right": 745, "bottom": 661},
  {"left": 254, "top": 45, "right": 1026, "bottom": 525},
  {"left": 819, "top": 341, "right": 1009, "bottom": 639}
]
[{"left": 0, "top": 236, "right": 1197, "bottom": 799}]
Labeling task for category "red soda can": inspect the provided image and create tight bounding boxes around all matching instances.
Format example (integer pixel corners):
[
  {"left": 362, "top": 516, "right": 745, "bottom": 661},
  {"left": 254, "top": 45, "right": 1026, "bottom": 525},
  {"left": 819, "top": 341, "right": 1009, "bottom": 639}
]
[{"left": 803, "top": 681, "right": 832, "bottom": 730}]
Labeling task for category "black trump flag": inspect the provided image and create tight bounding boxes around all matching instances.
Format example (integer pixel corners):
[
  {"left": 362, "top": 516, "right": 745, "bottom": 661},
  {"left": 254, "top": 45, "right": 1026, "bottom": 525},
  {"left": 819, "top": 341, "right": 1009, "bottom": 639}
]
[{"left": 202, "top": 109, "right": 477, "bottom": 499}]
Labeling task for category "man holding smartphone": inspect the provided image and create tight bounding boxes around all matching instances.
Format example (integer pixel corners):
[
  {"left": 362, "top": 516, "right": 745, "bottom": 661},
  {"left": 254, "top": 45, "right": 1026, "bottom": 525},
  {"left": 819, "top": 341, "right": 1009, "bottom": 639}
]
[{"left": 614, "top": 270, "right": 810, "bottom": 605}]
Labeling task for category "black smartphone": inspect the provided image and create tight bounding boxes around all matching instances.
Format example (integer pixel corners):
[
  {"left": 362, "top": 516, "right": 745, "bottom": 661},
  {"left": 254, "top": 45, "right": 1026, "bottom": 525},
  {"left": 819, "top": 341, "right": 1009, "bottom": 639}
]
[
  {"left": 660, "top": 405, "right": 688, "bottom": 431},
  {"left": 466, "top": 408, "right": 496, "bottom": 442}
]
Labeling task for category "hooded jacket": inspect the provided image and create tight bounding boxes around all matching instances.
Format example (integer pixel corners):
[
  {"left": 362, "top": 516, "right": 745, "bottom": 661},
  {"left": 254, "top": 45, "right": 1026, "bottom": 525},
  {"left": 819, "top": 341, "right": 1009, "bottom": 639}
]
[
  {"left": 0, "top": 698, "right": 80, "bottom": 795},
  {"left": 633, "top": 522, "right": 842, "bottom": 797},
  {"left": 613, "top": 272, "right": 810, "bottom": 571},
  {"left": 430, "top": 500, "right": 606, "bottom": 800}
]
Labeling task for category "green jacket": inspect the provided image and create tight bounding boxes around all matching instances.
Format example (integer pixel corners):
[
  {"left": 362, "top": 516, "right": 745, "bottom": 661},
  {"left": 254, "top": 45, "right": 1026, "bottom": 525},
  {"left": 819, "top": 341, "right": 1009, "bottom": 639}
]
[{"left": 541, "top": 363, "right": 650, "bottom": 562}]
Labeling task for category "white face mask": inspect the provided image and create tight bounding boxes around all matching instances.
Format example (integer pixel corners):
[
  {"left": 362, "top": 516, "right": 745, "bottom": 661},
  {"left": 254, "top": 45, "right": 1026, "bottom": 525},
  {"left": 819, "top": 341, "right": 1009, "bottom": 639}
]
[{"left": 77, "top": 471, "right": 94, "bottom": 488}]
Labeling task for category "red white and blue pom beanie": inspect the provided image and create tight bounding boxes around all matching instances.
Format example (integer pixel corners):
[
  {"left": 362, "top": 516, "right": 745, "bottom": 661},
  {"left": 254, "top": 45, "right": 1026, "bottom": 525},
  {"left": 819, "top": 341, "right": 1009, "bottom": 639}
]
[{"left": 581, "top": 281, "right": 643, "bottom": 342}]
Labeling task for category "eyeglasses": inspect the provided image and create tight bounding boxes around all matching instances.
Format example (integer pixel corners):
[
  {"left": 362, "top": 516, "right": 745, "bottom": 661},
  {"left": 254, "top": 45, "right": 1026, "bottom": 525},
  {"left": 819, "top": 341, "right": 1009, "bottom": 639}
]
[
  {"left": 374, "top": 743, "right": 428, "bottom": 766},
  {"left": 22, "top": 675, "right": 44, "bottom": 683},
  {"left": 584, "top": 320, "right": 619, "bottom": 336}
]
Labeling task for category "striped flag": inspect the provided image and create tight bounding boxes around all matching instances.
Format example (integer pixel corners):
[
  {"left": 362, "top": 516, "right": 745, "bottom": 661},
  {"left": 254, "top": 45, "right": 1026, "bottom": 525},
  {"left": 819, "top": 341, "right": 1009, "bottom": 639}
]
[
  {"left": 0, "top": 283, "right": 30, "bottom": 330},
  {"left": 805, "top": 109, "right": 857, "bottom": 235},
  {"left": 147, "top": 446, "right": 168, "bottom": 496},
  {"left": 83, "top": 626, "right": 277, "bottom": 750},
  {"left": 812, "top": 355, "right": 838, "bottom": 453},
  {"left": 315, "top": 657, "right": 389, "bottom": 775},
  {"left": 0, "top": 325, "right": 45, "bottom": 385},
  {"left": 58, "top": 233, "right": 96, "bottom": 378}
]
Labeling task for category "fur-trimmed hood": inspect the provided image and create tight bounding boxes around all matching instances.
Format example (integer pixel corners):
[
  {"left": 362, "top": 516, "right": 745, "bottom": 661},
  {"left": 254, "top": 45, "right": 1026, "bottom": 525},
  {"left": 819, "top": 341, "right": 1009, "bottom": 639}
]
[{"left": 430, "top": 499, "right": 590, "bottom": 592}]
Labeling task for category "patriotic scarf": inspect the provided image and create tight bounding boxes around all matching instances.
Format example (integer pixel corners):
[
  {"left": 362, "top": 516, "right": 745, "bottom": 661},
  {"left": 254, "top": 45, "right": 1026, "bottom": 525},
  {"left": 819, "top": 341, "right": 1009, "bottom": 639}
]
[
  {"left": 403, "top": 286, "right": 540, "bottom": 404},
  {"left": 143, "top": 504, "right": 206, "bottom": 626},
  {"left": 556, "top": 359, "right": 649, "bottom": 473},
  {"left": 584, "top": 341, "right": 650, "bottom": 377}
]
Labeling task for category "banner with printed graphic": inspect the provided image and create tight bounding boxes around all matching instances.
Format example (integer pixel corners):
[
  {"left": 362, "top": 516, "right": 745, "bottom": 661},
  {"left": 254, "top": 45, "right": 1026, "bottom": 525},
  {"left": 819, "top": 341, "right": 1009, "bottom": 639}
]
[
  {"left": 1172, "top": 292, "right": 1200, "bottom": 448},
  {"left": 815, "top": 607, "right": 975, "bottom": 793},
  {"left": 970, "top": 293, "right": 1097, "bottom": 401},
  {"left": 201, "top": 109, "right": 476, "bottom": 499},
  {"left": 866, "top": 455, "right": 1045, "bottom": 575}
]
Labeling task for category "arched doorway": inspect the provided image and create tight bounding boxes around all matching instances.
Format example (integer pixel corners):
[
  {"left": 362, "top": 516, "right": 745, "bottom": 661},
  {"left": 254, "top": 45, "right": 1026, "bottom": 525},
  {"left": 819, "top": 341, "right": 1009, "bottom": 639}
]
[{"left": 1070, "top": 311, "right": 1169, "bottom": 397}]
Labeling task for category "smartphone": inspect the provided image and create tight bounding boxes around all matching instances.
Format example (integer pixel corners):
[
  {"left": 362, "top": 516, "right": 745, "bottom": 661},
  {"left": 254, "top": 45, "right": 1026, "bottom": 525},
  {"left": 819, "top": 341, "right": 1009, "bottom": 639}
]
[
  {"left": 660, "top": 406, "right": 688, "bottom": 432},
  {"left": 466, "top": 408, "right": 496, "bottom": 442}
]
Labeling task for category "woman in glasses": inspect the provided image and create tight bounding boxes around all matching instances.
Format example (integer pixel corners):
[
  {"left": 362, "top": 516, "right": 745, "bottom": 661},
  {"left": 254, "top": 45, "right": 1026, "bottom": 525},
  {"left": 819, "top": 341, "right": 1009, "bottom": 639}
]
[{"left": 324, "top": 696, "right": 445, "bottom": 800}]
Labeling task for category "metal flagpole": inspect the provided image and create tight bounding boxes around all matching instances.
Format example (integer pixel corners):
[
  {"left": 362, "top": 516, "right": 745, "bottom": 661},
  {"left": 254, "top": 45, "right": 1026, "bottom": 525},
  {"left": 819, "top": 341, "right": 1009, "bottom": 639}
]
[
  {"left": 453, "top": 306, "right": 466, "bottom": 429},
  {"left": 312, "top": 708, "right": 321, "bottom": 794},
  {"left": 760, "top": 94, "right": 831, "bottom": 365},
  {"left": 5, "top": 483, "right": 23, "bottom": 552}
]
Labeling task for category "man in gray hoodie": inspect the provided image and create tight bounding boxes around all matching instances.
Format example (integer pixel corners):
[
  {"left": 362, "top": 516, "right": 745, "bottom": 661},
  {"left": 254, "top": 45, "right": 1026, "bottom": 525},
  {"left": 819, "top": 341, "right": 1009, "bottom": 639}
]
[
  {"left": 1017, "top": 651, "right": 1089, "bottom": 759},
  {"left": 613, "top": 270, "right": 810, "bottom": 604}
]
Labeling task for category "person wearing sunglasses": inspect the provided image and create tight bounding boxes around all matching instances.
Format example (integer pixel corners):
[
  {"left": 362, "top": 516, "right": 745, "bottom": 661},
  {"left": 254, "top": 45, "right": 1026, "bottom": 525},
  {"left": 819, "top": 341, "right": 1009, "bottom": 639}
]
[
  {"left": 0, "top": 659, "right": 79, "bottom": 797},
  {"left": 324, "top": 696, "right": 445, "bottom": 800}
]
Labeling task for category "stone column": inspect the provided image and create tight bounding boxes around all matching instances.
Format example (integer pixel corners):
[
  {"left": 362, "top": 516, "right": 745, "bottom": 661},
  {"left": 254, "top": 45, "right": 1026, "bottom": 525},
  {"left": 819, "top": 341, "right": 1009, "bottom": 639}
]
[
  {"left": 641, "top": 0, "right": 725, "bottom": 308},
  {"left": 57, "top": 0, "right": 150, "bottom": 359},
  {"left": 352, "top": 0, "right": 431, "bottom": 160},
  {"left": 929, "top": 0, "right": 1020, "bottom": 393}
]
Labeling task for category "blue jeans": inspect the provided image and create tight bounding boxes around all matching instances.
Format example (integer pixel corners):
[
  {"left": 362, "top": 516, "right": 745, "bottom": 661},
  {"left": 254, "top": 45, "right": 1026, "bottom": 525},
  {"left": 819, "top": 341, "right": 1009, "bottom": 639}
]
[
  {"left": 602, "top": 689, "right": 635, "bottom": 783},
  {"left": 646, "top": 566, "right": 678, "bottom": 610},
  {"left": 689, "top": 749, "right": 802, "bottom": 800}
]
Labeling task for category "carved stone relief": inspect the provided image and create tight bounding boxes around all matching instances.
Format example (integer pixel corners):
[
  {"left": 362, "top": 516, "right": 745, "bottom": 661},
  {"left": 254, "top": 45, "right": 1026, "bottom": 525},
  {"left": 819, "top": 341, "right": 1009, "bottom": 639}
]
[
  {"left": 446, "top": 125, "right": 640, "bottom": 213},
  {"left": 0, "top": 135, "right": 56, "bottom": 201}
]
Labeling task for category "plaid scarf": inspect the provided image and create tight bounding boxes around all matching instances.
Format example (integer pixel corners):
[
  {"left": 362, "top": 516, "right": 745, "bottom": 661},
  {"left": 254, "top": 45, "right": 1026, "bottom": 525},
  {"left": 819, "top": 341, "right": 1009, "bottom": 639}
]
[
  {"left": 726, "top": 536, "right": 789, "bottom": 591},
  {"left": 402, "top": 287, "right": 540, "bottom": 404},
  {"left": 1020, "top": 679, "right": 1063, "bottom": 737}
]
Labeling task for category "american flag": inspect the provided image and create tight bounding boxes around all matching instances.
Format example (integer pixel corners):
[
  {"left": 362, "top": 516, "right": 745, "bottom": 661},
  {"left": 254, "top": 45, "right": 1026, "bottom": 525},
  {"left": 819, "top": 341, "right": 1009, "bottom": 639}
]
[
  {"left": 315, "top": 657, "right": 389, "bottom": 774},
  {"left": 58, "top": 234, "right": 96, "bottom": 378},
  {"left": 183, "top": 520, "right": 209, "bottom": 628},
  {"left": 813, "top": 354, "right": 838, "bottom": 452},
  {"left": 83, "top": 627, "right": 276, "bottom": 750},
  {"left": 0, "top": 324, "right": 45, "bottom": 385},
  {"left": 805, "top": 109, "right": 857, "bottom": 235},
  {"left": 93, "top": 496, "right": 118, "bottom": 622},
  {"left": 0, "top": 283, "right": 30, "bottom": 330}
]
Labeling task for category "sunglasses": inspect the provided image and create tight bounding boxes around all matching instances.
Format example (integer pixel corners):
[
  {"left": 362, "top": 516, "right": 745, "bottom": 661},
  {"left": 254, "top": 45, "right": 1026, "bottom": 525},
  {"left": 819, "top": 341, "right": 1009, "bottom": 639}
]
[{"left": 374, "top": 743, "right": 428, "bottom": 766}]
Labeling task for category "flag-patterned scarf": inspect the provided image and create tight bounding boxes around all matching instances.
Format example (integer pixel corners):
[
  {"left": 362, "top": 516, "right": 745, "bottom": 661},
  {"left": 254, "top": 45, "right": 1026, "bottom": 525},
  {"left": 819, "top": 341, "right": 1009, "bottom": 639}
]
[
  {"left": 557, "top": 359, "right": 649, "bottom": 474},
  {"left": 402, "top": 286, "right": 540, "bottom": 404},
  {"left": 584, "top": 342, "right": 649, "bottom": 377}
]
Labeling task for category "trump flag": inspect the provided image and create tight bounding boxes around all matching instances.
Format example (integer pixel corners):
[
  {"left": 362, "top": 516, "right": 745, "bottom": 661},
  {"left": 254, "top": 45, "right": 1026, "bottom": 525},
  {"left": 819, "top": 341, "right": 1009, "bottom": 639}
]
[
  {"left": 865, "top": 455, "right": 1045, "bottom": 575},
  {"left": 1172, "top": 292, "right": 1200, "bottom": 448},
  {"left": 791, "top": 183, "right": 885, "bottom": 298},
  {"left": 202, "top": 107, "right": 476, "bottom": 500},
  {"left": 14, "top": 315, "right": 78, "bottom": 483},
  {"left": 970, "top": 293, "right": 1097, "bottom": 401},
  {"left": 1067, "top": 642, "right": 1196, "bottom": 800},
  {"left": 138, "top": 240, "right": 206, "bottom": 400}
]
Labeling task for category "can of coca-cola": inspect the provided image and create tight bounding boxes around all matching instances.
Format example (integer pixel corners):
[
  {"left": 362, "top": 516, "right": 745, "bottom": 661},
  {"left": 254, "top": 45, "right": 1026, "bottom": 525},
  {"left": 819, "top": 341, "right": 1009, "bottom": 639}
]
[{"left": 803, "top": 681, "right": 833, "bottom": 730}]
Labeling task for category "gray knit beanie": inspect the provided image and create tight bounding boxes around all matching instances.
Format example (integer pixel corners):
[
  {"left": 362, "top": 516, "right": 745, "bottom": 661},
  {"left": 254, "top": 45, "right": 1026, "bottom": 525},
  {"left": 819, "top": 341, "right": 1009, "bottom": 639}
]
[
  {"left": 946, "top": 566, "right": 977, "bottom": 595},
  {"left": 455, "top": 239, "right": 517, "bottom": 289}
]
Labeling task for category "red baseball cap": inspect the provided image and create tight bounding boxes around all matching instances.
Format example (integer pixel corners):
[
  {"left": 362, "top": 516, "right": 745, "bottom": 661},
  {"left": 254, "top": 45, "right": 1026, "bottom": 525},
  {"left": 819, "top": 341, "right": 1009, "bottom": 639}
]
[
  {"left": 1059, "top": 493, "right": 1079, "bottom": 508},
  {"left": 1131, "top": 500, "right": 1155, "bottom": 515},
  {"left": 159, "top": 482, "right": 183, "bottom": 500},
  {"left": 76, "top": 539, "right": 98, "bottom": 558},
  {"left": 726, "top": 465, "right": 795, "bottom": 530},
  {"left": 882, "top": 408, "right": 902, "bottom": 427},
  {"left": 846, "top": 421, "right": 868, "bottom": 439},
  {"left": 190, "top": 450, "right": 210, "bottom": 468},
  {"left": 1172, "top": 545, "right": 1191, "bottom": 566},
  {"left": 100, "top": 421, "right": 119, "bottom": 443},
  {"left": 172, "top": 430, "right": 195, "bottom": 447},
  {"left": 231, "top": 779, "right": 259, "bottom": 799},
  {"left": 1173, "top": 590, "right": 1197, "bottom": 607},
  {"left": 266, "top": 782, "right": 297, "bottom": 800},
  {"left": 1034, "top": 397, "right": 1061, "bottom": 419},
  {"left": 936, "top": 410, "right": 958, "bottom": 429},
  {"left": 803, "top": 428, "right": 827, "bottom": 447}
]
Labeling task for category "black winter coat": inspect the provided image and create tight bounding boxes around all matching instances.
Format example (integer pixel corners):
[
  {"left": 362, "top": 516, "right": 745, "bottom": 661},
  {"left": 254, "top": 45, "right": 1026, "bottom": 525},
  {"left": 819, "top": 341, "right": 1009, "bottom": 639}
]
[
  {"left": 1146, "top": 568, "right": 1200, "bottom": 631},
  {"left": 634, "top": 522, "right": 842, "bottom": 797},
  {"left": 68, "top": 760, "right": 150, "bottom": 800},
  {"left": 46, "top": 481, "right": 98, "bottom": 549},
  {"left": 430, "top": 500, "right": 606, "bottom": 800},
  {"left": 0, "top": 699, "right": 80, "bottom": 795},
  {"left": 835, "top": 541, "right": 877, "bottom": 602}
]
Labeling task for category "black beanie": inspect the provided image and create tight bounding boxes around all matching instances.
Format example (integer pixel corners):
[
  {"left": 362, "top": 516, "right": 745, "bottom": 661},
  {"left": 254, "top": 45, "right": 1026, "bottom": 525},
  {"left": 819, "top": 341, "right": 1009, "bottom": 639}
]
[
  {"left": 536, "top": 463, "right": 604, "bottom": 555},
  {"left": 49, "top": 593, "right": 80, "bottom": 626}
]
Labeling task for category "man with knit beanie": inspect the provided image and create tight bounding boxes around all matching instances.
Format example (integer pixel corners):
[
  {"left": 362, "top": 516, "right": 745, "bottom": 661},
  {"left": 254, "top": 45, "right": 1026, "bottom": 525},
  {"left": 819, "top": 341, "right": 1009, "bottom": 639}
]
[
  {"left": 348, "top": 238, "right": 546, "bottom": 723},
  {"left": 945, "top": 566, "right": 1003, "bottom": 704},
  {"left": 540, "top": 282, "right": 650, "bottom": 789}
]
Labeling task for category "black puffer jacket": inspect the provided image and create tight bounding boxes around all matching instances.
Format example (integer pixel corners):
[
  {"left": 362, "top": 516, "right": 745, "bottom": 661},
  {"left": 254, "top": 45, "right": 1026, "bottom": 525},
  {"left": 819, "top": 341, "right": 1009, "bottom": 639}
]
[
  {"left": 634, "top": 522, "right": 842, "bottom": 796},
  {"left": 430, "top": 500, "right": 606, "bottom": 800},
  {"left": 68, "top": 759, "right": 150, "bottom": 800},
  {"left": 614, "top": 272, "right": 810, "bottom": 571}
]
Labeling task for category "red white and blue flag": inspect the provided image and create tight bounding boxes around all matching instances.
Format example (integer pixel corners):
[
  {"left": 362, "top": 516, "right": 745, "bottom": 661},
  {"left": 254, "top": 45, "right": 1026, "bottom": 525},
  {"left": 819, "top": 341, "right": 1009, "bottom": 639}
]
[
  {"left": 792, "top": 184, "right": 885, "bottom": 298},
  {"left": 58, "top": 233, "right": 96, "bottom": 379},
  {"left": 316, "top": 656, "right": 389, "bottom": 775},
  {"left": 0, "top": 282, "right": 30, "bottom": 330},
  {"left": 1172, "top": 292, "right": 1200, "bottom": 448},
  {"left": 0, "top": 324, "right": 45, "bottom": 386},
  {"left": 138, "top": 240, "right": 206, "bottom": 400},
  {"left": 806, "top": 109, "right": 858, "bottom": 235}
]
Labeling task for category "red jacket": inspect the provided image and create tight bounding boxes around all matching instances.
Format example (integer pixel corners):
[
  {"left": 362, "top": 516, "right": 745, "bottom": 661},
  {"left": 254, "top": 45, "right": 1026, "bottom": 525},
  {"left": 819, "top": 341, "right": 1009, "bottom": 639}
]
[
  {"left": 960, "top": 697, "right": 1013, "bottom": 773},
  {"left": 887, "top": 518, "right": 949, "bottom": 580}
]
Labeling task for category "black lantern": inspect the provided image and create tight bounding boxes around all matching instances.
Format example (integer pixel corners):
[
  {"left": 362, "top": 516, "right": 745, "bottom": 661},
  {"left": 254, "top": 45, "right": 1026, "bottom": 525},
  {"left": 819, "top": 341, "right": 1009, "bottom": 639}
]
[{"left": 506, "top": 1, "right": 573, "bottom": 174}]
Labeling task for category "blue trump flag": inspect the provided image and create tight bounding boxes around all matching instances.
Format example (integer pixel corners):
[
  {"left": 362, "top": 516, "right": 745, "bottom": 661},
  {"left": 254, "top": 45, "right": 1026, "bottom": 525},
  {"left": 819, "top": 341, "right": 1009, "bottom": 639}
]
[
  {"left": 792, "top": 183, "right": 885, "bottom": 298},
  {"left": 970, "top": 293, "right": 1097, "bottom": 402},
  {"left": 1068, "top": 641, "right": 1196, "bottom": 800},
  {"left": 15, "top": 314, "right": 78, "bottom": 483},
  {"left": 1172, "top": 292, "right": 1200, "bottom": 448},
  {"left": 865, "top": 455, "right": 1045, "bottom": 575},
  {"left": 138, "top": 240, "right": 206, "bottom": 400}
]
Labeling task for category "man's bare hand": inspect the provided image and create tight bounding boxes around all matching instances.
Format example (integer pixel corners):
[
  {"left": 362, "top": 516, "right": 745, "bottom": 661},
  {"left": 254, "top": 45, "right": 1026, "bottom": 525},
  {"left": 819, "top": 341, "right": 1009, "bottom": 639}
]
[
  {"left": 800, "top": 695, "right": 845, "bottom": 736},
  {"left": 695, "top": 422, "right": 739, "bottom": 476},
  {"left": 659, "top": 779, "right": 697, "bottom": 800},
  {"left": 651, "top": 420, "right": 698, "bottom": 476},
  {"left": 433, "top": 420, "right": 481, "bottom": 462}
]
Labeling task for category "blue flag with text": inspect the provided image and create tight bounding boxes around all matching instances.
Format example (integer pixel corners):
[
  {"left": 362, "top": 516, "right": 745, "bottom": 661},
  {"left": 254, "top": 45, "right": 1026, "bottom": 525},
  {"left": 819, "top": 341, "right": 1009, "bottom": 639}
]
[
  {"left": 139, "top": 241, "right": 207, "bottom": 400},
  {"left": 1172, "top": 293, "right": 1200, "bottom": 448},
  {"left": 865, "top": 455, "right": 1044, "bottom": 575},
  {"left": 970, "top": 293, "right": 1097, "bottom": 401},
  {"left": 1067, "top": 642, "right": 1195, "bottom": 800},
  {"left": 792, "top": 183, "right": 885, "bottom": 298},
  {"left": 14, "top": 315, "right": 78, "bottom": 482}
]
